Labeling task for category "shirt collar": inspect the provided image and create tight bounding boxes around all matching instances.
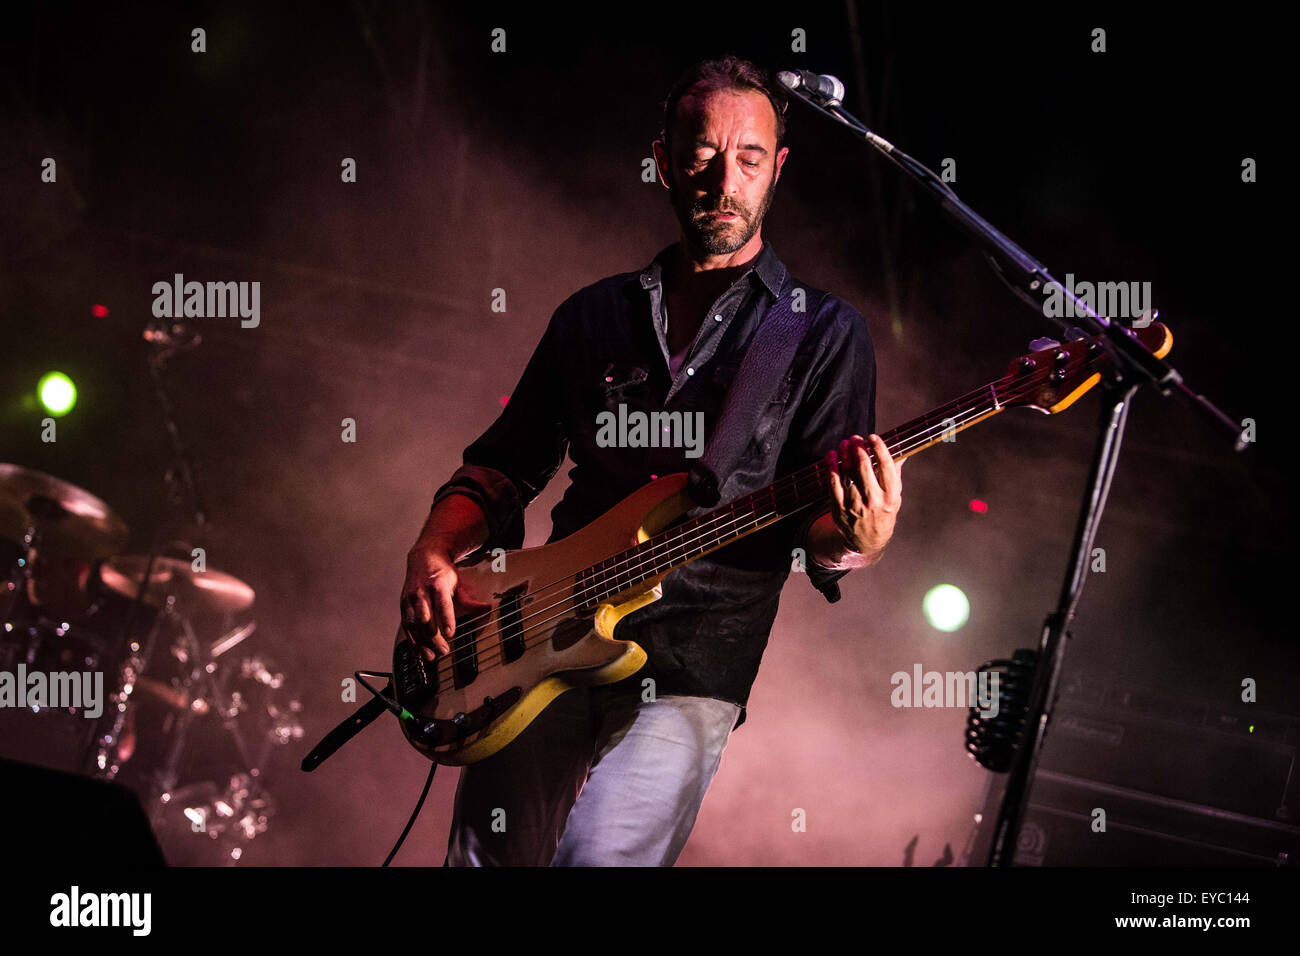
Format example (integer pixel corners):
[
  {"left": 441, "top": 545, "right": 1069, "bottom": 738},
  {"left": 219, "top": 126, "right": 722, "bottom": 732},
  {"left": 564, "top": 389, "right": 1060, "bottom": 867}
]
[{"left": 635, "top": 239, "right": 788, "bottom": 298}]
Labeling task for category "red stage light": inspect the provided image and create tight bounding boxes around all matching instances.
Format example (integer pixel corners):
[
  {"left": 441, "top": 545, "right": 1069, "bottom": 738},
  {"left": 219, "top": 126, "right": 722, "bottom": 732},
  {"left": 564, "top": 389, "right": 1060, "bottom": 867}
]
[
  {"left": 92, "top": 304, "right": 109, "bottom": 317},
  {"left": 969, "top": 499, "right": 988, "bottom": 513}
]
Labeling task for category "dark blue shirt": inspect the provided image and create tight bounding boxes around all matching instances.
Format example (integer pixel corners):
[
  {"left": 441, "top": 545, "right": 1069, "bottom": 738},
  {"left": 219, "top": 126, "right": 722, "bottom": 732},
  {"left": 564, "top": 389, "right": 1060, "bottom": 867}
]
[{"left": 431, "top": 240, "right": 877, "bottom": 727}]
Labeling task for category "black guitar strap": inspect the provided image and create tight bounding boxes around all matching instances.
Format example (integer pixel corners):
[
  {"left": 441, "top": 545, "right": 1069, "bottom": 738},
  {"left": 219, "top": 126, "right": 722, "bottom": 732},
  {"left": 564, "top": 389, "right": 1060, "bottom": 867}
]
[{"left": 687, "top": 277, "right": 829, "bottom": 508}]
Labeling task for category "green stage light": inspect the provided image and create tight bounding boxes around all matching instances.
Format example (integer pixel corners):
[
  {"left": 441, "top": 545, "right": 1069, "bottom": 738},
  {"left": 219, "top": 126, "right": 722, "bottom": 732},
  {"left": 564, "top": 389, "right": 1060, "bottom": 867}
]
[
  {"left": 923, "top": 584, "right": 970, "bottom": 632},
  {"left": 38, "top": 372, "right": 77, "bottom": 416}
]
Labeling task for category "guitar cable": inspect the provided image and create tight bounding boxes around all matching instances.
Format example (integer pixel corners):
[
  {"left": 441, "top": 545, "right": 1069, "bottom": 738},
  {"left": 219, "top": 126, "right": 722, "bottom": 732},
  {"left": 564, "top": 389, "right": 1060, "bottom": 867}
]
[
  {"left": 384, "top": 761, "right": 437, "bottom": 867},
  {"left": 355, "top": 669, "right": 414, "bottom": 721},
  {"left": 353, "top": 669, "right": 440, "bottom": 866}
]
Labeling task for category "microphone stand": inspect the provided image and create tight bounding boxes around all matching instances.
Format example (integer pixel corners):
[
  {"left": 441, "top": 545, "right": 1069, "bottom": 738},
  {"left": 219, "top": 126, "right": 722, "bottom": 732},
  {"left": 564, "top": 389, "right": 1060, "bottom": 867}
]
[{"left": 783, "top": 74, "right": 1248, "bottom": 867}]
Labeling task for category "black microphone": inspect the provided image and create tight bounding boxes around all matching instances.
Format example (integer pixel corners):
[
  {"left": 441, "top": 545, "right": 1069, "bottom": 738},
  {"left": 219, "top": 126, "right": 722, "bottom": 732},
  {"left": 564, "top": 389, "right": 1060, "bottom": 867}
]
[{"left": 776, "top": 69, "right": 846, "bottom": 104}]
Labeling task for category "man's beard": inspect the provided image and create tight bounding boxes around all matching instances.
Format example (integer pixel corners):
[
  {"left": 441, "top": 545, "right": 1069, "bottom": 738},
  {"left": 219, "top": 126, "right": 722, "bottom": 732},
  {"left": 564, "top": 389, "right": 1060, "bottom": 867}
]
[{"left": 670, "top": 169, "right": 778, "bottom": 256}]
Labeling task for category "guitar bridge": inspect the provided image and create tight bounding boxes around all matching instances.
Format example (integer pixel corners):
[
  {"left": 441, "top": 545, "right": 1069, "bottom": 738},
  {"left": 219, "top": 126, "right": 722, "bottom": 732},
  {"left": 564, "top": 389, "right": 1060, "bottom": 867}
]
[{"left": 411, "top": 686, "right": 524, "bottom": 746}]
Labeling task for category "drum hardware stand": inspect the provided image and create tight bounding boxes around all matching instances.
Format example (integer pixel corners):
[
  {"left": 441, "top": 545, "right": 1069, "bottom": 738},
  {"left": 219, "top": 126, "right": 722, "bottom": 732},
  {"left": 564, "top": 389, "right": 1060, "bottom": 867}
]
[
  {"left": 217, "top": 657, "right": 296, "bottom": 779},
  {"left": 1, "top": 526, "right": 39, "bottom": 632},
  {"left": 143, "top": 601, "right": 205, "bottom": 807},
  {"left": 1, "top": 529, "right": 39, "bottom": 673},
  {"left": 89, "top": 584, "right": 170, "bottom": 780},
  {"left": 87, "top": 322, "right": 209, "bottom": 779}
]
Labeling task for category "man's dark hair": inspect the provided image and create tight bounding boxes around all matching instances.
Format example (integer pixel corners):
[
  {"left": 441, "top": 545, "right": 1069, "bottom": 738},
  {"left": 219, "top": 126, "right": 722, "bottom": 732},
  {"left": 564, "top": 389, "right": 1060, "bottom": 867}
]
[{"left": 659, "top": 55, "right": 788, "bottom": 155}]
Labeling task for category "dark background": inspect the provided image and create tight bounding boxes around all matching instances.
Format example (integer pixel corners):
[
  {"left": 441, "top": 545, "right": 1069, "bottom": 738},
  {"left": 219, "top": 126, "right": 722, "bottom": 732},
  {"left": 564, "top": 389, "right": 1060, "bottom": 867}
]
[{"left": 1, "top": 2, "right": 1289, "bottom": 865}]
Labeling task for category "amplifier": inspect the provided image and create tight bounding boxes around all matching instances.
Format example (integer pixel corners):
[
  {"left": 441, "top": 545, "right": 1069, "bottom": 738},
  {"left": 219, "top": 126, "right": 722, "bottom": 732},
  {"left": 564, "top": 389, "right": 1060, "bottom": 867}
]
[{"left": 960, "top": 677, "right": 1300, "bottom": 866}]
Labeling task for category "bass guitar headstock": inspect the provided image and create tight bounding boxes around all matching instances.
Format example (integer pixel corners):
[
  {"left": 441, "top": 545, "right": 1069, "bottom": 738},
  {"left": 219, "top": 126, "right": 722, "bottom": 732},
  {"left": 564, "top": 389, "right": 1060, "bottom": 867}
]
[{"left": 997, "top": 322, "right": 1173, "bottom": 414}]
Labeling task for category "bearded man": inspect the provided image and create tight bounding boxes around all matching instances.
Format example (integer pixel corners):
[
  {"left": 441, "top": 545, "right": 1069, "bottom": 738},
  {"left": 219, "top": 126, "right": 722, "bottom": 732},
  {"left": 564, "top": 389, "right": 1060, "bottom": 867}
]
[{"left": 401, "top": 55, "right": 903, "bottom": 866}]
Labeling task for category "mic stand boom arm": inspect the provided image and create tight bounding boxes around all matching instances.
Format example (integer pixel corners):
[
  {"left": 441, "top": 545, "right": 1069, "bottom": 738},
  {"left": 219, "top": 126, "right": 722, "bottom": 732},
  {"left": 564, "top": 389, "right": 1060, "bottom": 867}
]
[{"left": 782, "top": 78, "right": 1245, "bottom": 448}]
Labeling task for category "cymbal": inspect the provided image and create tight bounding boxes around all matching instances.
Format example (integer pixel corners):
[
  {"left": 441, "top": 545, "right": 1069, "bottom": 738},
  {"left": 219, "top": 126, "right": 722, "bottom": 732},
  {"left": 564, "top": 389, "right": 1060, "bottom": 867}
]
[
  {"left": 100, "top": 555, "right": 255, "bottom": 615},
  {"left": 0, "top": 463, "right": 128, "bottom": 558}
]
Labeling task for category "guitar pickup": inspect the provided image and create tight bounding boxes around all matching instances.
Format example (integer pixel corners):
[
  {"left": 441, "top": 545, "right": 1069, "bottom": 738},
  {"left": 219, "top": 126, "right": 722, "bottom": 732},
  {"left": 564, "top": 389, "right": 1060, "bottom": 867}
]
[
  {"left": 498, "top": 584, "right": 528, "bottom": 663},
  {"left": 451, "top": 615, "right": 481, "bottom": 689}
]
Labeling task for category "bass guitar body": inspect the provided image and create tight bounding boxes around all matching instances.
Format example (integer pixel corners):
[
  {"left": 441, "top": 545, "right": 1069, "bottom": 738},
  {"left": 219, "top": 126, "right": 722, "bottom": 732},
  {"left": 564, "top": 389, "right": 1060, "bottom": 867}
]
[{"left": 392, "top": 473, "right": 693, "bottom": 765}]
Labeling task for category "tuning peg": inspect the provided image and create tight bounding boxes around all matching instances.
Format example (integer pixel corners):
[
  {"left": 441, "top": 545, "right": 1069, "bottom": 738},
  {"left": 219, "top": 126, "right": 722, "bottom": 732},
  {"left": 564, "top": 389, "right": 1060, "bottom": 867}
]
[
  {"left": 1127, "top": 308, "right": 1159, "bottom": 329},
  {"left": 1028, "top": 337, "right": 1060, "bottom": 351}
]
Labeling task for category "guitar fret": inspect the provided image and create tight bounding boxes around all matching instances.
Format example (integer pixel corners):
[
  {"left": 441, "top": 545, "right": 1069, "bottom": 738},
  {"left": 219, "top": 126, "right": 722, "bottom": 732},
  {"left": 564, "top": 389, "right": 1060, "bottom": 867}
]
[{"left": 584, "top": 362, "right": 1028, "bottom": 605}]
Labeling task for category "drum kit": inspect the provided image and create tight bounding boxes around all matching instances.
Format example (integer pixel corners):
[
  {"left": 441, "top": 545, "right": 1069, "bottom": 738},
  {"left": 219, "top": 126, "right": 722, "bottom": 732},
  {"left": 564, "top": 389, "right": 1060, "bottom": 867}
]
[{"left": 0, "top": 462, "right": 303, "bottom": 864}]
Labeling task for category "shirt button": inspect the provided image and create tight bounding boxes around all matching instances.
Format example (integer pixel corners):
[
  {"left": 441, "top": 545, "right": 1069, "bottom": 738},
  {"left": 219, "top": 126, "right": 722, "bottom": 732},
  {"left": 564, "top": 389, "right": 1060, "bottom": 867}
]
[{"left": 686, "top": 367, "right": 695, "bottom": 376}]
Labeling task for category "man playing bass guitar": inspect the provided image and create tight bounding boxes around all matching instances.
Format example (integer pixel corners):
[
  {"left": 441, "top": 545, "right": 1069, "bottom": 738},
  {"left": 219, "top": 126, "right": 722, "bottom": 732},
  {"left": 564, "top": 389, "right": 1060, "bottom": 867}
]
[{"left": 400, "top": 56, "right": 903, "bottom": 866}]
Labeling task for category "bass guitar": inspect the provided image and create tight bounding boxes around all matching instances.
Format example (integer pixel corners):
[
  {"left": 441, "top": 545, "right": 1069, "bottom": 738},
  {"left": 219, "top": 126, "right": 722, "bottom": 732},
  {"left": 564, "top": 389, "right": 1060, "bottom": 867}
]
[{"left": 393, "top": 322, "right": 1172, "bottom": 763}]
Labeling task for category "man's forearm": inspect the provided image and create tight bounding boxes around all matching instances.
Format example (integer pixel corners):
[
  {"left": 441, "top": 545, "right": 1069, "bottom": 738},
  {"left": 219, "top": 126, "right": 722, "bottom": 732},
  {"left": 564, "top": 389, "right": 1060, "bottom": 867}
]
[
  {"left": 806, "top": 510, "right": 882, "bottom": 571},
  {"left": 413, "top": 493, "right": 490, "bottom": 562}
]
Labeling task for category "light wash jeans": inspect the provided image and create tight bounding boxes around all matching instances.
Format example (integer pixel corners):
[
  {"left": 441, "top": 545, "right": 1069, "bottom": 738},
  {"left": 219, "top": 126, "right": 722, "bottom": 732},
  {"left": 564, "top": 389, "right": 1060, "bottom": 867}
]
[{"left": 443, "top": 683, "right": 741, "bottom": 866}]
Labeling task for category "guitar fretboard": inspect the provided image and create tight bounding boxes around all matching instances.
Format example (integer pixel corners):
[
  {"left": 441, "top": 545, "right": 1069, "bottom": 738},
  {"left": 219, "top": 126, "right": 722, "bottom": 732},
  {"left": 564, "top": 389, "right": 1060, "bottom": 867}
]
[{"left": 575, "top": 379, "right": 1012, "bottom": 607}]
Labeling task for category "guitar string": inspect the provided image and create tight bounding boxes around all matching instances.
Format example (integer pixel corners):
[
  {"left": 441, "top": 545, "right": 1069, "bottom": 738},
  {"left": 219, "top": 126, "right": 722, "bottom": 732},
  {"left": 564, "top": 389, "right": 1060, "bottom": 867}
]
[
  {"left": 436, "top": 370, "right": 1023, "bottom": 636},
  {"left": 413, "top": 365, "right": 1031, "bottom": 650},
  {"left": 423, "top": 368, "right": 1056, "bottom": 692},
  {"left": 422, "top": 372, "right": 1051, "bottom": 695},
  {"left": 426, "top": 401, "right": 994, "bottom": 696}
]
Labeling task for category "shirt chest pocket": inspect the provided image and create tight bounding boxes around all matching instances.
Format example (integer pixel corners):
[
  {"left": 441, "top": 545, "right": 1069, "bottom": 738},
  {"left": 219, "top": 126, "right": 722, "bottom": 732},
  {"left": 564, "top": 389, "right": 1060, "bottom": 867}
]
[
  {"left": 573, "top": 362, "right": 656, "bottom": 462},
  {"left": 587, "top": 361, "right": 651, "bottom": 415}
]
